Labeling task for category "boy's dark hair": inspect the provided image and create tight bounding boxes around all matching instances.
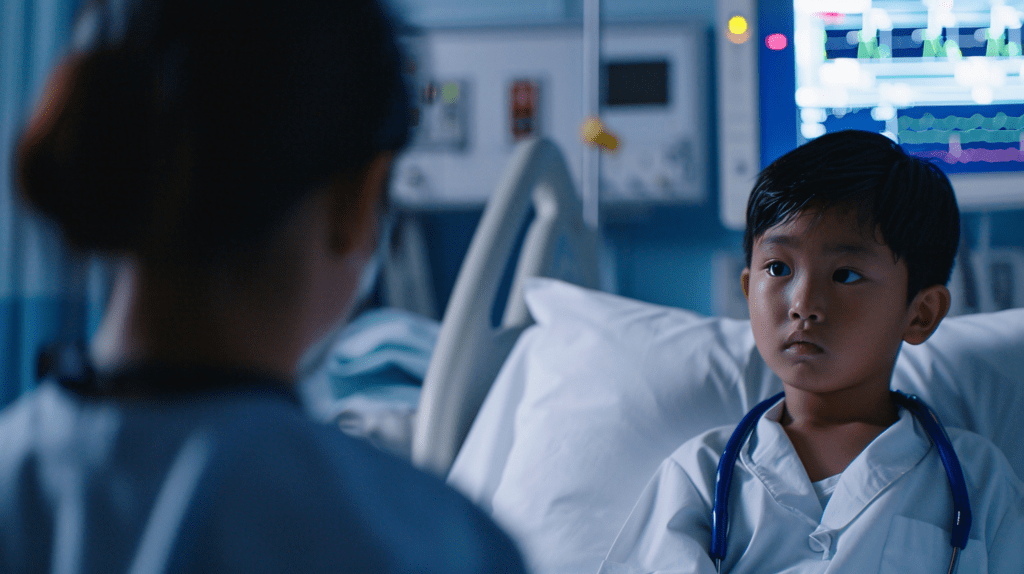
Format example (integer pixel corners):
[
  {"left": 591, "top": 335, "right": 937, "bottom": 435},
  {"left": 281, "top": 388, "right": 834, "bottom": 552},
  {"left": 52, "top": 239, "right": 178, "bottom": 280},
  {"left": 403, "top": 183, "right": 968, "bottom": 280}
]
[{"left": 743, "top": 130, "right": 960, "bottom": 305}]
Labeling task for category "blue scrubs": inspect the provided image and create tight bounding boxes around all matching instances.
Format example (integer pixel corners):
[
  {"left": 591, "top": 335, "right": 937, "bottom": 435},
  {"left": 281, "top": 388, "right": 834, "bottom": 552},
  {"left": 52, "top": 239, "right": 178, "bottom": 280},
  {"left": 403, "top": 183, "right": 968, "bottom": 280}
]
[{"left": 0, "top": 366, "right": 525, "bottom": 573}]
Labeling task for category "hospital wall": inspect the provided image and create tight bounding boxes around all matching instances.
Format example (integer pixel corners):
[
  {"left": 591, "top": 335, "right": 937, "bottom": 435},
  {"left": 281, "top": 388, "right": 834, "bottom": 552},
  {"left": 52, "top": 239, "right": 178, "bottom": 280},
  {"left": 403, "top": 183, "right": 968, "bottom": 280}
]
[{"left": 396, "top": 0, "right": 1024, "bottom": 318}]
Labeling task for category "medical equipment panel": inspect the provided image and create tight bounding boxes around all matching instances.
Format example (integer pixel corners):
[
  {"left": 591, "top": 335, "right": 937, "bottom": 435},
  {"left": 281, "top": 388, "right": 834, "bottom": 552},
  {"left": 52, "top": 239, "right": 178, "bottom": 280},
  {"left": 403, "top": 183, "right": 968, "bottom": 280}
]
[
  {"left": 393, "top": 23, "right": 709, "bottom": 206},
  {"left": 716, "top": 0, "right": 760, "bottom": 231},
  {"left": 415, "top": 79, "right": 471, "bottom": 151},
  {"left": 718, "top": 0, "right": 1024, "bottom": 230}
]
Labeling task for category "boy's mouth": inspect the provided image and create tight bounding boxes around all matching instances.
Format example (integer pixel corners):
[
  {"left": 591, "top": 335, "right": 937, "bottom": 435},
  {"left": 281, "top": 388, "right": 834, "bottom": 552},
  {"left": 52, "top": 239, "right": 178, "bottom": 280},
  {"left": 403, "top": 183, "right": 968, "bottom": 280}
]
[
  {"left": 783, "top": 333, "right": 824, "bottom": 354},
  {"left": 785, "top": 342, "right": 824, "bottom": 355}
]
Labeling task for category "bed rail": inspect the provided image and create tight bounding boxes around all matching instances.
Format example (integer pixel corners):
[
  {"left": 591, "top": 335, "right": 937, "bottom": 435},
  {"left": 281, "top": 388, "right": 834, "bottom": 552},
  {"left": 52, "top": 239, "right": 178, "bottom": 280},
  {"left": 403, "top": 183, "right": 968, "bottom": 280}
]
[{"left": 411, "top": 137, "right": 598, "bottom": 477}]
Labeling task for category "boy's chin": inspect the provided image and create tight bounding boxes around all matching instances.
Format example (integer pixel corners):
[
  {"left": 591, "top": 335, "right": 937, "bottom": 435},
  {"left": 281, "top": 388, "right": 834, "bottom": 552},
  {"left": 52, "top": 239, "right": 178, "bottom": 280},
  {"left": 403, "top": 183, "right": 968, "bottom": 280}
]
[
  {"left": 768, "top": 356, "right": 829, "bottom": 381},
  {"left": 774, "top": 368, "right": 848, "bottom": 396}
]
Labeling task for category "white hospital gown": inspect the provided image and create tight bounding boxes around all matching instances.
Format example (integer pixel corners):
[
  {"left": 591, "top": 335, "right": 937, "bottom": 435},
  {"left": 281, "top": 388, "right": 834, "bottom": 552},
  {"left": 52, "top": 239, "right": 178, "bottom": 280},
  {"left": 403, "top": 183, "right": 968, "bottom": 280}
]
[{"left": 599, "top": 399, "right": 1024, "bottom": 574}]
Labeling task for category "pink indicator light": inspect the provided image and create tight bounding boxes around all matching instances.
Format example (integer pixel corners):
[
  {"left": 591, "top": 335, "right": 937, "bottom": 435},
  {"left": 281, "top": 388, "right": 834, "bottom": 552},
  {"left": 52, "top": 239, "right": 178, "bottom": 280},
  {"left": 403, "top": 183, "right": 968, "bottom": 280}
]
[
  {"left": 766, "top": 33, "right": 788, "bottom": 51},
  {"left": 814, "top": 12, "right": 845, "bottom": 25}
]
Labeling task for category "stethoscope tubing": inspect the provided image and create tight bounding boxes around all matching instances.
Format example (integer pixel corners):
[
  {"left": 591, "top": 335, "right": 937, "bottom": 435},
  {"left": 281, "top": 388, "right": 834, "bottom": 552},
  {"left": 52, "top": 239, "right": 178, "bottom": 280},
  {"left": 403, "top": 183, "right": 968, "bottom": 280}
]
[
  {"left": 709, "top": 390, "right": 971, "bottom": 573},
  {"left": 710, "top": 391, "right": 784, "bottom": 565},
  {"left": 889, "top": 392, "right": 973, "bottom": 548}
]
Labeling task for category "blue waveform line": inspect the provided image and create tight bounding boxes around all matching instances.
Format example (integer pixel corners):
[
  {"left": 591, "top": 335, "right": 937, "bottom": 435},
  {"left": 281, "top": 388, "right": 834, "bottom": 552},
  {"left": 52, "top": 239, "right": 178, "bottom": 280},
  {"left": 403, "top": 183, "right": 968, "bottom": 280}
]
[
  {"left": 910, "top": 147, "right": 1024, "bottom": 165},
  {"left": 900, "top": 128, "right": 1023, "bottom": 145}
]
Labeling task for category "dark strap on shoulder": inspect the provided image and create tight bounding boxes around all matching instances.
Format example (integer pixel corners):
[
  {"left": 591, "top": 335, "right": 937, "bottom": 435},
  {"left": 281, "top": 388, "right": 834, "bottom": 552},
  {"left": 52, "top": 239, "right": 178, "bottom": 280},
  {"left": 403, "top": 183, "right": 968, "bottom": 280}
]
[{"left": 38, "top": 341, "right": 300, "bottom": 405}]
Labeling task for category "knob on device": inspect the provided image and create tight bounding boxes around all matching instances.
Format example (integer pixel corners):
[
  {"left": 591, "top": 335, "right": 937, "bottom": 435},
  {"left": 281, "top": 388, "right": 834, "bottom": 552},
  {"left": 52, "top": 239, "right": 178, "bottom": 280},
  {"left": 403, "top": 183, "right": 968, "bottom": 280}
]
[{"left": 581, "top": 117, "right": 620, "bottom": 152}]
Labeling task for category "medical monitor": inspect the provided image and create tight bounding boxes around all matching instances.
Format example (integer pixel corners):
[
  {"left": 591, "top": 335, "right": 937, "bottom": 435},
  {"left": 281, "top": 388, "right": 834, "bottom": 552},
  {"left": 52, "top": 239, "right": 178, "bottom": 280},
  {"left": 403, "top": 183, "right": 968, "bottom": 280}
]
[{"left": 718, "top": 0, "right": 1024, "bottom": 230}]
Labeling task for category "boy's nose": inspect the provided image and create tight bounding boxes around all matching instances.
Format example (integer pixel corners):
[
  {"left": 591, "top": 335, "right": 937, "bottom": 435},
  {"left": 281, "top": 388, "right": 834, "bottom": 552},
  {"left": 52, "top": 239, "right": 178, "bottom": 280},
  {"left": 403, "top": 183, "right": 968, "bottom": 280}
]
[
  {"left": 789, "top": 307, "right": 822, "bottom": 322},
  {"left": 788, "top": 276, "right": 825, "bottom": 322}
]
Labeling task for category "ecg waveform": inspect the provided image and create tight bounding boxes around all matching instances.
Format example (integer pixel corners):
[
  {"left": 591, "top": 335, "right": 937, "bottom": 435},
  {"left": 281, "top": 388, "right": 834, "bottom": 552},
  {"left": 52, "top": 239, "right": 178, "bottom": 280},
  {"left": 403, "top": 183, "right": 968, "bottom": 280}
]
[
  {"left": 900, "top": 111, "right": 1024, "bottom": 166},
  {"left": 900, "top": 113, "right": 1024, "bottom": 133},
  {"left": 901, "top": 129, "right": 1023, "bottom": 145},
  {"left": 910, "top": 147, "right": 1024, "bottom": 165}
]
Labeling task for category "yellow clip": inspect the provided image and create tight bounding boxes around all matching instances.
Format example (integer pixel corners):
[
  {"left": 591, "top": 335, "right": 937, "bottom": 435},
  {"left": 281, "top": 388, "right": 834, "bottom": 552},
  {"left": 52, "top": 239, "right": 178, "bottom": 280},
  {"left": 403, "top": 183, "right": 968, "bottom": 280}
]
[{"left": 581, "top": 117, "right": 620, "bottom": 152}]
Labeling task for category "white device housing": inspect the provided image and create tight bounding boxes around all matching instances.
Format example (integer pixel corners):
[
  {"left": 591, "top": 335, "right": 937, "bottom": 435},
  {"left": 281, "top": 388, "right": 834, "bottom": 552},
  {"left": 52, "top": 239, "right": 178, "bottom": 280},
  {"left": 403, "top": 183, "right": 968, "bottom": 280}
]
[{"left": 393, "top": 23, "right": 709, "bottom": 207}]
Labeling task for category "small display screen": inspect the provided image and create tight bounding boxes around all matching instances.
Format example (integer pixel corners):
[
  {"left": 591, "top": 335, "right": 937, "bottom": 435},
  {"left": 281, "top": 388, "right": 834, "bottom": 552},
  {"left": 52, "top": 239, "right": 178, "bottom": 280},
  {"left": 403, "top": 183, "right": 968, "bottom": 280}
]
[{"left": 605, "top": 60, "right": 670, "bottom": 106}]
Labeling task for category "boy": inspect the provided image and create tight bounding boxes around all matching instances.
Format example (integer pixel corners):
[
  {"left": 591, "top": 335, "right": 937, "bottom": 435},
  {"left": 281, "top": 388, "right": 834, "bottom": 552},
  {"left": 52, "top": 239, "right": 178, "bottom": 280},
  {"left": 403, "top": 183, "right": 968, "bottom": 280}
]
[{"left": 599, "top": 130, "right": 1024, "bottom": 573}]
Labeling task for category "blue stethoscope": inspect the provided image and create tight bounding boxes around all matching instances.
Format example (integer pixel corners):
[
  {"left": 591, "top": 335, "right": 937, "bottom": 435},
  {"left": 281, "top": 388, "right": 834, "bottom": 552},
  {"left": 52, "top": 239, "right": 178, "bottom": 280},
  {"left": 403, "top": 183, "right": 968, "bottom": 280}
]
[{"left": 710, "top": 390, "right": 972, "bottom": 574}]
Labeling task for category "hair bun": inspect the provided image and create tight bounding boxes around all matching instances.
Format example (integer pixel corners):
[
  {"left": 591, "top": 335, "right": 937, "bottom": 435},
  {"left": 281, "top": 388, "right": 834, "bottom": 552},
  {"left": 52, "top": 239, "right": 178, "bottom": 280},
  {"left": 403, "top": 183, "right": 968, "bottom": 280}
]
[
  {"left": 17, "top": 51, "right": 153, "bottom": 252},
  {"left": 19, "top": 0, "right": 411, "bottom": 261}
]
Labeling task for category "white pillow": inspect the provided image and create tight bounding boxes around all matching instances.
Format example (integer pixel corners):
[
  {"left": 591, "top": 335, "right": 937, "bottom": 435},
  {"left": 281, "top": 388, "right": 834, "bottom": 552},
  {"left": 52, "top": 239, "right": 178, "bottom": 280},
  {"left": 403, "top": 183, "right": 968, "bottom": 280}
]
[{"left": 448, "top": 278, "right": 1024, "bottom": 574}]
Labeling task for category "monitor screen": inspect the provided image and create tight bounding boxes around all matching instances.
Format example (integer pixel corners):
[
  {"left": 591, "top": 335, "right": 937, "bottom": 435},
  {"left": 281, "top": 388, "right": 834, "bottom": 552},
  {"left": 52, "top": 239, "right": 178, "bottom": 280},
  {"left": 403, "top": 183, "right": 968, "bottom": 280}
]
[
  {"left": 604, "top": 60, "right": 671, "bottom": 106},
  {"left": 759, "top": 0, "right": 1024, "bottom": 176}
]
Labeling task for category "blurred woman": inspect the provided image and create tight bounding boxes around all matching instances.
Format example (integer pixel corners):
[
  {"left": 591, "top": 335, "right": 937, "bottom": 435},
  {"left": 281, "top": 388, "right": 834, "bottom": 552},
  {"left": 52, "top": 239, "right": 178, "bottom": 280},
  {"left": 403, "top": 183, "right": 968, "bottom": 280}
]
[{"left": 0, "top": 0, "right": 526, "bottom": 571}]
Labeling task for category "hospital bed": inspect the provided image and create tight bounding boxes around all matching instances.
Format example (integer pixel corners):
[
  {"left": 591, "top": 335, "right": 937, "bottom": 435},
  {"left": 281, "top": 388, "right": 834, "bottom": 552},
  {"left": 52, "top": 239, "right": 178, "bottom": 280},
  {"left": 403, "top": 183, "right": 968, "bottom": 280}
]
[{"left": 317, "top": 137, "right": 1024, "bottom": 574}]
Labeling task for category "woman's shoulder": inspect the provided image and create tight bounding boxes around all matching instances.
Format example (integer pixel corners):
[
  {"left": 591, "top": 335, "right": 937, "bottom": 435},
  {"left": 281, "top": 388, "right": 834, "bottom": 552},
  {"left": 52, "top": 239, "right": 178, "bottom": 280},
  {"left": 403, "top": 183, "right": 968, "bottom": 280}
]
[
  {"left": 202, "top": 398, "right": 527, "bottom": 571},
  {"left": 0, "top": 384, "right": 526, "bottom": 573}
]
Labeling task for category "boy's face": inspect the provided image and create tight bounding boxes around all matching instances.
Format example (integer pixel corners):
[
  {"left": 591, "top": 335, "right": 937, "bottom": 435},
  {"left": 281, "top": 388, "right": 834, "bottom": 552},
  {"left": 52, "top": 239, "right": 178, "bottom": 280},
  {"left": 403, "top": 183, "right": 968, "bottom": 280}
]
[{"left": 741, "top": 207, "right": 922, "bottom": 396}]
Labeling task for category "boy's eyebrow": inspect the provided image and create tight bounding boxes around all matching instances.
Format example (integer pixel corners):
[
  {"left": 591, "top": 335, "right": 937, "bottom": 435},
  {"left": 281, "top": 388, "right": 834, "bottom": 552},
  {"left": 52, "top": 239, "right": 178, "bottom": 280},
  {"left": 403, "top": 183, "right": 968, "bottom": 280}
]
[
  {"left": 758, "top": 234, "right": 876, "bottom": 256},
  {"left": 822, "top": 242, "right": 875, "bottom": 256},
  {"left": 758, "top": 234, "right": 797, "bottom": 249}
]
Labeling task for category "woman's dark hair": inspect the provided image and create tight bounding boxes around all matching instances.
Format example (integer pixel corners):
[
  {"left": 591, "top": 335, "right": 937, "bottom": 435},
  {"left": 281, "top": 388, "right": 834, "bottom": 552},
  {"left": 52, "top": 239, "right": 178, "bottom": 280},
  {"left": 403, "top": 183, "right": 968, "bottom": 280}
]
[
  {"left": 16, "top": 0, "right": 410, "bottom": 262},
  {"left": 743, "top": 130, "right": 960, "bottom": 305}
]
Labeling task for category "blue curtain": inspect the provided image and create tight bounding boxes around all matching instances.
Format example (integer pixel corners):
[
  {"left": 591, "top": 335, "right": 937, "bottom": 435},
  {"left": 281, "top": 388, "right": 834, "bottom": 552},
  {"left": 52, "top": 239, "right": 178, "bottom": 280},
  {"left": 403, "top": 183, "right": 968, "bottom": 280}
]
[{"left": 1, "top": 0, "right": 109, "bottom": 408}]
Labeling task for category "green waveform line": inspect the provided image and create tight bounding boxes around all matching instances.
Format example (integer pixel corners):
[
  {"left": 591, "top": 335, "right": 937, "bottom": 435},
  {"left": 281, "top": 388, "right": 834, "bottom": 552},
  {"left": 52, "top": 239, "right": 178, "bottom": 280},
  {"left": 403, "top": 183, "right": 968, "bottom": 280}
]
[
  {"left": 899, "top": 113, "right": 1024, "bottom": 132},
  {"left": 899, "top": 128, "right": 1023, "bottom": 145}
]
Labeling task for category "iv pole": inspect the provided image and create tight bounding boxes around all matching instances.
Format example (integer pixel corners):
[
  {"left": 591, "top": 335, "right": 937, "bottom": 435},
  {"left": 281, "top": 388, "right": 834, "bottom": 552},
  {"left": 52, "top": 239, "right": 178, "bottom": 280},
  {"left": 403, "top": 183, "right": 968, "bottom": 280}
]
[{"left": 582, "top": 0, "right": 601, "bottom": 230}]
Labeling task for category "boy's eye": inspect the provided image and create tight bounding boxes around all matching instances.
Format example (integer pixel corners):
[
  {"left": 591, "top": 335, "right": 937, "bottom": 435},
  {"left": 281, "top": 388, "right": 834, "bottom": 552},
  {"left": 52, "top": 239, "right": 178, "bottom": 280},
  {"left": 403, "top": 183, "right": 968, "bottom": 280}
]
[
  {"left": 767, "top": 262, "right": 791, "bottom": 277},
  {"left": 833, "top": 269, "right": 863, "bottom": 284}
]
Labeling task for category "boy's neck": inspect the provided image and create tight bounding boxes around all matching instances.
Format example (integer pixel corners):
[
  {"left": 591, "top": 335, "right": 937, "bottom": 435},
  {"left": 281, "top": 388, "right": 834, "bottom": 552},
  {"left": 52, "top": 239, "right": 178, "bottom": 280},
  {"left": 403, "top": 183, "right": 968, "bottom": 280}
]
[
  {"left": 781, "top": 384, "right": 898, "bottom": 427},
  {"left": 780, "top": 384, "right": 899, "bottom": 483}
]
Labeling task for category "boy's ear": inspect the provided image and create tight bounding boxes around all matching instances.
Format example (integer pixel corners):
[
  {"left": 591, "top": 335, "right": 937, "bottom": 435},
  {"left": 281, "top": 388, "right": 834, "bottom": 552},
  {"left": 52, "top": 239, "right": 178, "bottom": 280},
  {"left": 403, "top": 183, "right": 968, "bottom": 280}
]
[
  {"left": 741, "top": 268, "right": 751, "bottom": 300},
  {"left": 903, "top": 284, "right": 951, "bottom": 345}
]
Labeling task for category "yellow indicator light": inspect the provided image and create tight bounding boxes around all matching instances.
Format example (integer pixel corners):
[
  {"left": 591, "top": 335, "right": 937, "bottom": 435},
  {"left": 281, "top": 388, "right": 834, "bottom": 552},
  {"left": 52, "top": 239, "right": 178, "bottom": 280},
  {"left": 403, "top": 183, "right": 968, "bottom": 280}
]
[
  {"left": 725, "top": 14, "right": 752, "bottom": 45},
  {"left": 729, "top": 13, "right": 753, "bottom": 44},
  {"left": 728, "top": 16, "right": 748, "bottom": 36}
]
